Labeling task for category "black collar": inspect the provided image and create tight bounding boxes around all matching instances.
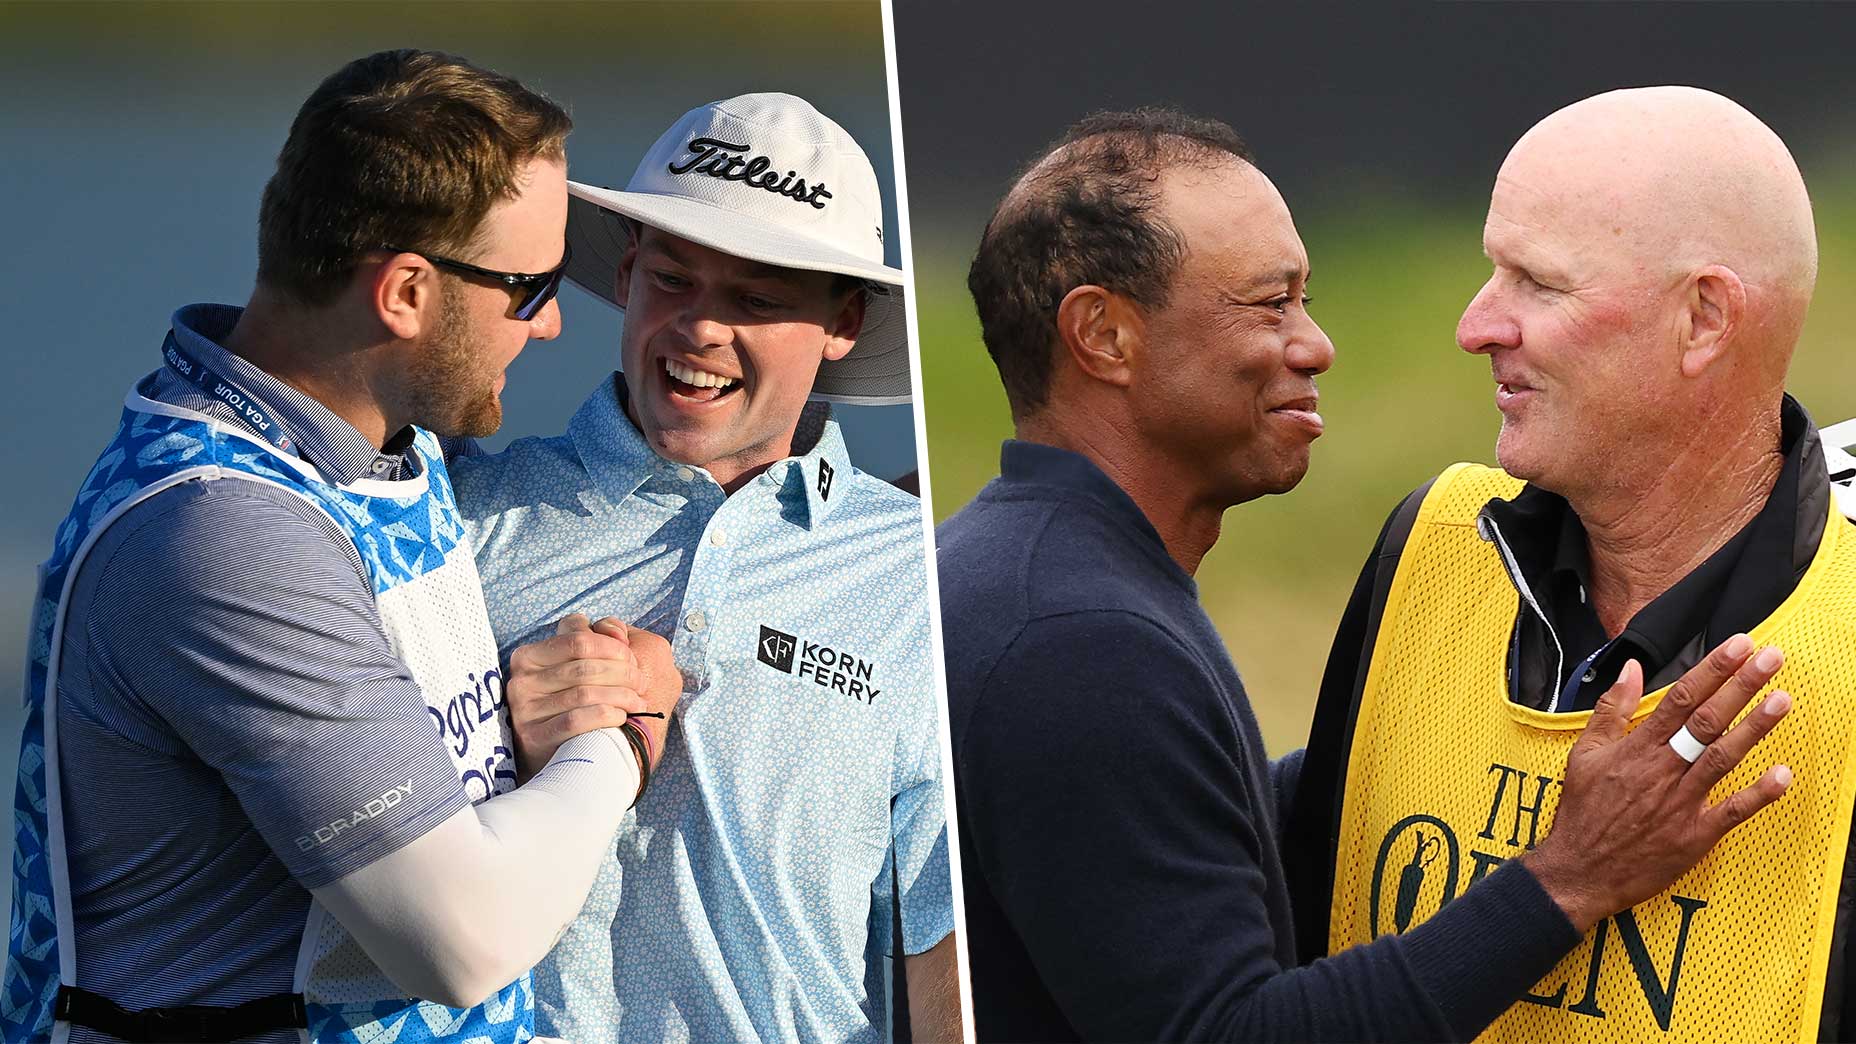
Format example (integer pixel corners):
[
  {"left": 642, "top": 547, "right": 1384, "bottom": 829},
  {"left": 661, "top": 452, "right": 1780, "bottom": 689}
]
[
  {"left": 996, "top": 439, "right": 1196, "bottom": 594},
  {"left": 1479, "top": 394, "right": 1830, "bottom": 709}
]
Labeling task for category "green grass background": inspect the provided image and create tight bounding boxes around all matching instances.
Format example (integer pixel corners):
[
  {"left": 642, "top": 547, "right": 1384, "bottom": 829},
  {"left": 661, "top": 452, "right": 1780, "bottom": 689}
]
[{"left": 918, "top": 190, "right": 1856, "bottom": 755}]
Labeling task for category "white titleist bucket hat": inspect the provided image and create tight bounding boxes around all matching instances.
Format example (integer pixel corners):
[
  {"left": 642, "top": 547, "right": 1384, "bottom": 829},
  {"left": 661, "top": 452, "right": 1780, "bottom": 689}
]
[{"left": 564, "top": 93, "right": 910, "bottom": 406}]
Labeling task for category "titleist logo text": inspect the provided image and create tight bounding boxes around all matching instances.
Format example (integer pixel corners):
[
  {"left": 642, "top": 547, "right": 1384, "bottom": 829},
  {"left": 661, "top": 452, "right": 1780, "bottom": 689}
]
[{"left": 668, "top": 137, "right": 833, "bottom": 209}]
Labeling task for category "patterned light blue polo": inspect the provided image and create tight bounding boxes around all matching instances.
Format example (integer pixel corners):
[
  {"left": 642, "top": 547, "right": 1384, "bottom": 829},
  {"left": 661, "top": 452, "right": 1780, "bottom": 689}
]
[{"left": 451, "top": 374, "right": 951, "bottom": 1044}]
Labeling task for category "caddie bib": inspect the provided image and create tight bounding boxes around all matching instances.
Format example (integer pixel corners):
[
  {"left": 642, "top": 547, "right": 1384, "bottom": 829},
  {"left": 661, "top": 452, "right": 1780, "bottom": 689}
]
[
  {"left": 1329, "top": 463, "right": 1856, "bottom": 1043},
  {"left": 2, "top": 386, "right": 530, "bottom": 1044}
]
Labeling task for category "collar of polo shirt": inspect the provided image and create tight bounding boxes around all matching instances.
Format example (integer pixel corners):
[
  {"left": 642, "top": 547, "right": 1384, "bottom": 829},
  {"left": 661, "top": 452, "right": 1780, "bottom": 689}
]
[{"left": 567, "top": 372, "right": 852, "bottom": 529}]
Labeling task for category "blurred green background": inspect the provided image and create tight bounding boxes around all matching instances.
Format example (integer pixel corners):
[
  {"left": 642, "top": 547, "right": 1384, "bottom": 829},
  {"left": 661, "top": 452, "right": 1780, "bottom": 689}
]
[
  {"left": 915, "top": 199, "right": 1856, "bottom": 752},
  {"left": 897, "top": 1, "right": 1856, "bottom": 755}
]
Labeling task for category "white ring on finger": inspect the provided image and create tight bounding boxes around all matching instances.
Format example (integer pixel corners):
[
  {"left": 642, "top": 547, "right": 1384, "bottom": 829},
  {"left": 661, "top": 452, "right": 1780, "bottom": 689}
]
[{"left": 1668, "top": 724, "right": 1708, "bottom": 764}]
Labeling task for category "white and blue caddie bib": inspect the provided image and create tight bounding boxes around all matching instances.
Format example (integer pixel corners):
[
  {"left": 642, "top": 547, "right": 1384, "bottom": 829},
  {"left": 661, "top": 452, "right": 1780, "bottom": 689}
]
[{"left": 2, "top": 390, "right": 530, "bottom": 1044}]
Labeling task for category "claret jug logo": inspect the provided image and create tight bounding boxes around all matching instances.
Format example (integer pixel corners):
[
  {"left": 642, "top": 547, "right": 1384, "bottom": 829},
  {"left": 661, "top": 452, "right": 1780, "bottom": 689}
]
[
  {"left": 756, "top": 623, "right": 882, "bottom": 703},
  {"left": 1366, "top": 762, "right": 1708, "bottom": 1032},
  {"left": 1376, "top": 819, "right": 1456, "bottom": 936}
]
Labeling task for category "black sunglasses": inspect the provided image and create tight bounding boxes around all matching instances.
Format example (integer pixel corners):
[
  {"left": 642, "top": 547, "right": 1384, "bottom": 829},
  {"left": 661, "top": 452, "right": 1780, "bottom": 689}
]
[{"left": 385, "top": 243, "right": 572, "bottom": 321}]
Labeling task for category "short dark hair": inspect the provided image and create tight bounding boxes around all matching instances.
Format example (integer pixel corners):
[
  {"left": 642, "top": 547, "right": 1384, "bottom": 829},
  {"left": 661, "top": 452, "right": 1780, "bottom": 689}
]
[
  {"left": 967, "top": 108, "right": 1253, "bottom": 417},
  {"left": 256, "top": 49, "right": 572, "bottom": 306}
]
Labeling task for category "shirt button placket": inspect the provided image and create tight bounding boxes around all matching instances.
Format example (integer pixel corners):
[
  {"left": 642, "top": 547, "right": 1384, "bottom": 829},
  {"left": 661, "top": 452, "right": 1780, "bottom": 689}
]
[
  {"left": 675, "top": 477, "right": 730, "bottom": 694},
  {"left": 675, "top": 603, "right": 710, "bottom": 694}
]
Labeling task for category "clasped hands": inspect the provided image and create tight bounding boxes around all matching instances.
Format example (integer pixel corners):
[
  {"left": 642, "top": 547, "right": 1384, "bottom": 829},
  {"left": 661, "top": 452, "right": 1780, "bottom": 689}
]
[{"left": 504, "top": 614, "right": 682, "bottom": 781}]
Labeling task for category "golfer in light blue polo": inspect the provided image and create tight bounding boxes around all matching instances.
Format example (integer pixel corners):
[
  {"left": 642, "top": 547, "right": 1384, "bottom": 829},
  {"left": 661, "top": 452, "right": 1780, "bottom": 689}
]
[{"left": 450, "top": 93, "right": 958, "bottom": 1043}]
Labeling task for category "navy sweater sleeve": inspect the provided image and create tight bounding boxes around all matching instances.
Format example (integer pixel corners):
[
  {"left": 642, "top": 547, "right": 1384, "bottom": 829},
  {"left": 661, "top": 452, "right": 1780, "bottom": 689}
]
[{"left": 963, "top": 609, "right": 1579, "bottom": 1042}]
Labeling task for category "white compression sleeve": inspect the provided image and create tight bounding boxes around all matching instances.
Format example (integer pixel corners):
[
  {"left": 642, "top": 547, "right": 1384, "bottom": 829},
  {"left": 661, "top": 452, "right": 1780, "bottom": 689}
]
[{"left": 310, "top": 727, "right": 641, "bottom": 1008}]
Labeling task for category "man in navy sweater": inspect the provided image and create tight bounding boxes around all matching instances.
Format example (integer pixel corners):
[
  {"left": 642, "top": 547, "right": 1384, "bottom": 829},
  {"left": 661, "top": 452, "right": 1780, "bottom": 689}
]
[{"left": 936, "top": 107, "right": 1798, "bottom": 1042}]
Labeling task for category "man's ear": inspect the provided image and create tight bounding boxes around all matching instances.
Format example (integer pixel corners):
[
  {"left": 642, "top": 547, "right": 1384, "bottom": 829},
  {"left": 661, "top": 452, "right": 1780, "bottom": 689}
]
[
  {"left": 1680, "top": 264, "right": 1746, "bottom": 378},
  {"left": 1055, "top": 284, "right": 1138, "bottom": 389},
  {"left": 821, "top": 286, "right": 868, "bottom": 363},
  {"left": 614, "top": 245, "right": 639, "bottom": 309},
  {"left": 371, "top": 253, "right": 441, "bottom": 341}
]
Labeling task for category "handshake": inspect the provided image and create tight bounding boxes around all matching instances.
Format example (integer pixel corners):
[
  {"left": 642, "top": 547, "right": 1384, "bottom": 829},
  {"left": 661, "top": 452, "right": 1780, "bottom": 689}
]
[{"left": 503, "top": 614, "right": 683, "bottom": 785}]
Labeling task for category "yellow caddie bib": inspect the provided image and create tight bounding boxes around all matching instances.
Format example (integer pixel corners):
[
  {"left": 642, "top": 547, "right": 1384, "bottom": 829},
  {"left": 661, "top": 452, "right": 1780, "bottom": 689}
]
[{"left": 1328, "top": 463, "right": 1856, "bottom": 1043}]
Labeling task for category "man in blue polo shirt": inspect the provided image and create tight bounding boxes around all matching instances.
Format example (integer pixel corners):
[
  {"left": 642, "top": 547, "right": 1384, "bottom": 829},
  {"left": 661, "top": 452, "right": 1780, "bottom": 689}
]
[{"left": 451, "top": 93, "right": 958, "bottom": 1043}]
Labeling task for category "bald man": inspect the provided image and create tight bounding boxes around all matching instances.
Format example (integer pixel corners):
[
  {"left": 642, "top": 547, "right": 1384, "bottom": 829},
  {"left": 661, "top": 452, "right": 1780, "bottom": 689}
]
[
  {"left": 944, "top": 106, "right": 1796, "bottom": 1044},
  {"left": 1283, "top": 86, "right": 1855, "bottom": 1042}
]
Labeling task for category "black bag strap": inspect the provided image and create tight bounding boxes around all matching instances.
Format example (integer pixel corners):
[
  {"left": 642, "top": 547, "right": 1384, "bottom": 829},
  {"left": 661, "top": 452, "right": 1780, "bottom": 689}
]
[
  {"left": 57, "top": 984, "right": 307, "bottom": 1043},
  {"left": 1284, "top": 478, "right": 1434, "bottom": 963}
]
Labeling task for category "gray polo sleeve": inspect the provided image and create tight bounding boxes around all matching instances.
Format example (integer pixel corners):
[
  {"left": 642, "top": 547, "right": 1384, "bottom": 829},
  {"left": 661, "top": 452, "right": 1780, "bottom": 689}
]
[{"left": 62, "top": 476, "right": 472, "bottom": 889}]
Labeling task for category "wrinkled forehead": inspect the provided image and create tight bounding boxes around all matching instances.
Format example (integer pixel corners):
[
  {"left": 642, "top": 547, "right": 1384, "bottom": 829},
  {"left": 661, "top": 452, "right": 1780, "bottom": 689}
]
[
  {"left": 1491, "top": 90, "right": 1818, "bottom": 298},
  {"left": 1483, "top": 134, "right": 1657, "bottom": 279},
  {"left": 1162, "top": 160, "right": 1308, "bottom": 281}
]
